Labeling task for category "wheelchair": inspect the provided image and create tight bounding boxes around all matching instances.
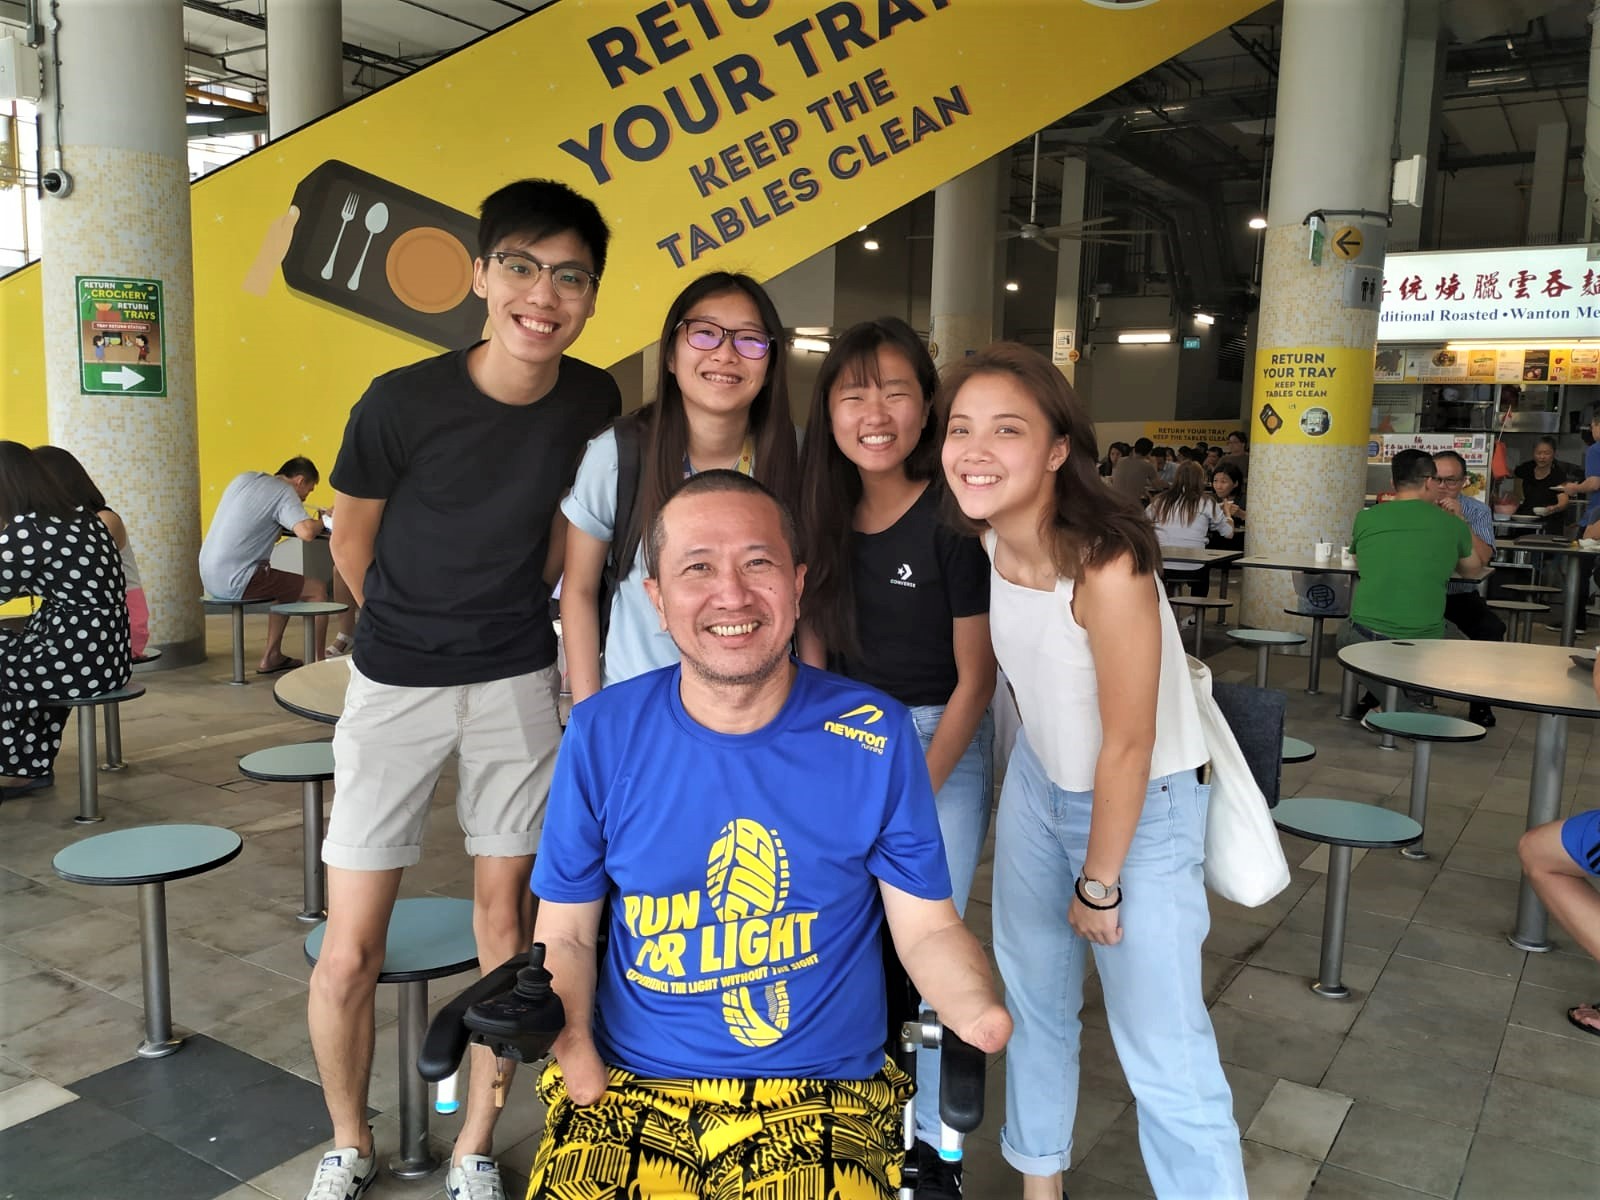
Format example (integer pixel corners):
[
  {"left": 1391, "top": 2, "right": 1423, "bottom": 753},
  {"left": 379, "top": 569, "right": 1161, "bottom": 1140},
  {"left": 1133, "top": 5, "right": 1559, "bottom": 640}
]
[{"left": 419, "top": 941, "right": 988, "bottom": 1199}]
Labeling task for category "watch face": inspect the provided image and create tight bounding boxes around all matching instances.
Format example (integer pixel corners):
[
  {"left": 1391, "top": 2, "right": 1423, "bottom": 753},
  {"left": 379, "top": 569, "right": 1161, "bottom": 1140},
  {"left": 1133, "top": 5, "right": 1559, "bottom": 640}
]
[{"left": 1083, "top": 878, "right": 1111, "bottom": 901}]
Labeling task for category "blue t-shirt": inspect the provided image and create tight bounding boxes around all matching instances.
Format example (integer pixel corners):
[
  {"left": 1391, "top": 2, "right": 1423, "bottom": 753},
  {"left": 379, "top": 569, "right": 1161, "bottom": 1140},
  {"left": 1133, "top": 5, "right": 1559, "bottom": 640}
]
[
  {"left": 560, "top": 427, "right": 679, "bottom": 686},
  {"left": 1586, "top": 441, "right": 1600, "bottom": 486},
  {"left": 532, "top": 662, "right": 952, "bottom": 1080}
]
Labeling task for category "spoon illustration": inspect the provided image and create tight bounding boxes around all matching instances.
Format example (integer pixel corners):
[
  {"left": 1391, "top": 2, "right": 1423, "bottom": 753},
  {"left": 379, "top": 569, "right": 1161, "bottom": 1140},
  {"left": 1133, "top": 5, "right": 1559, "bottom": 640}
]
[{"left": 346, "top": 201, "right": 389, "bottom": 291}]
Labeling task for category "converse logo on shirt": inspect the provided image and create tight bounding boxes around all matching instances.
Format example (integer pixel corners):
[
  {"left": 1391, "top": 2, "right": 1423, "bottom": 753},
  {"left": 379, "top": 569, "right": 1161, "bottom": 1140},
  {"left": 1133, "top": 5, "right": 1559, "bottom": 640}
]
[{"left": 891, "top": 562, "right": 916, "bottom": 589}]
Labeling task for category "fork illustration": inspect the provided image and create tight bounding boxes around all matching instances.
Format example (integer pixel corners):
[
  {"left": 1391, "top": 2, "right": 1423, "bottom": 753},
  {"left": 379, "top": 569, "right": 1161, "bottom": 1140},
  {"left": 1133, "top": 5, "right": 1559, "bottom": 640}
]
[{"left": 320, "top": 191, "right": 359, "bottom": 281}]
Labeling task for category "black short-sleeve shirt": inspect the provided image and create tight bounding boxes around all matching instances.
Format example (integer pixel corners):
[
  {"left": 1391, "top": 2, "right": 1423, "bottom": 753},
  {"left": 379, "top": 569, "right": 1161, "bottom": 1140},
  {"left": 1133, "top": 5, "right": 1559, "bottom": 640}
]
[
  {"left": 835, "top": 484, "right": 989, "bottom": 707},
  {"left": 331, "top": 348, "right": 620, "bottom": 686},
  {"left": 1514, "top": 459, "right": 1572, "bottom": 513}
]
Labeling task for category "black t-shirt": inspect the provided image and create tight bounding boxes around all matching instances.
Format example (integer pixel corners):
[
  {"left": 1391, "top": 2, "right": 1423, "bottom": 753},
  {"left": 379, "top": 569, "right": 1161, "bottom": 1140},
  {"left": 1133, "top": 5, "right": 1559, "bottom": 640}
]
[
  {"left": 836, "top": 484, "right": 989, "bottom": 707},
  {"left": 331, "top": 347, "right": 620, "bottom": 686},
  {"left": 1514, "top": 459, "right": 1572, "bottom": 513}
]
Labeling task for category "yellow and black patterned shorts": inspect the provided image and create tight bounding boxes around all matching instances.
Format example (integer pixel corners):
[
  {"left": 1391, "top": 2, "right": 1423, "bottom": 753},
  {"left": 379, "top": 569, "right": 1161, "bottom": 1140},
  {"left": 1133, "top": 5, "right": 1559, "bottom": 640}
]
[{"left": 526, "top": 1057, "right": 915, "bottom": 1199}]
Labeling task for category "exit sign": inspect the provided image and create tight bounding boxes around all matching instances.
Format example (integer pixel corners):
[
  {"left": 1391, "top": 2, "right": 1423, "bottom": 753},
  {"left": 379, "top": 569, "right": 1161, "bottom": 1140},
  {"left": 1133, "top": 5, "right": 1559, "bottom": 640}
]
[{"left": 1182, "top": 336, "right": 1202, "bottom": 350}]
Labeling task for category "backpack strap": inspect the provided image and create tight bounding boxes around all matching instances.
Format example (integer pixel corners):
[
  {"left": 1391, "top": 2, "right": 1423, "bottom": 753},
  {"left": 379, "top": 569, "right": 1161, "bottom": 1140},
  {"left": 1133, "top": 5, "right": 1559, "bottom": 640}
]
[{"left": 598, "top": 414, "right": 645, "bottom": 644}]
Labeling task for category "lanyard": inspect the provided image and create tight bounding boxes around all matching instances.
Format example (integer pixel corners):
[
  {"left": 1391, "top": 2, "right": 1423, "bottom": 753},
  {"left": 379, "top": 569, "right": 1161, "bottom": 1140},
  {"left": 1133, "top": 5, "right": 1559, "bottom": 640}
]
[{"left": 683, "top": 437, "right": 755, "bottom": 480}]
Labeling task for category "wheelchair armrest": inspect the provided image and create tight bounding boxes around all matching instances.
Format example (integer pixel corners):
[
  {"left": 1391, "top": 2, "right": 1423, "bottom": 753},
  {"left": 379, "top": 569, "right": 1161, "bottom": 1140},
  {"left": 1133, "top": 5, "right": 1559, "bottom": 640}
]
[
  {"left": 418, "top": 945, "right": 567, "bottom": 1081},
  {"left": 419, "top": 954, "right": 531, "bottom": 1082},
  {"left": 938, "top": 1025, "right": 985, "bottom": 1134}
]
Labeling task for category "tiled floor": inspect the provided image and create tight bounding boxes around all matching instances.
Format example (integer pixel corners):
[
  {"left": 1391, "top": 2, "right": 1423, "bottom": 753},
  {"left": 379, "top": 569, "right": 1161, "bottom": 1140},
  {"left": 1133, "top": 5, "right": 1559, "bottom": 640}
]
[{"left": 2, "top": 612, "right": 1597, "bottom": 1199}]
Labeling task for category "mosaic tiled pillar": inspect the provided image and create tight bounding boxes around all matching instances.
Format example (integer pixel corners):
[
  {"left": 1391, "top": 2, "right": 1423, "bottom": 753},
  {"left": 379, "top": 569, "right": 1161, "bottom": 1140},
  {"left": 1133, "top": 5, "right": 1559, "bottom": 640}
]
[
  {"left": 928, "top": 158, "right": 999, "bottom": 369},
  {"left": 39, "top": 0, "right": 203, "bottom": 665},
  {"left": 1242, "top": 0, "right": 1406, "bottom": 638}
]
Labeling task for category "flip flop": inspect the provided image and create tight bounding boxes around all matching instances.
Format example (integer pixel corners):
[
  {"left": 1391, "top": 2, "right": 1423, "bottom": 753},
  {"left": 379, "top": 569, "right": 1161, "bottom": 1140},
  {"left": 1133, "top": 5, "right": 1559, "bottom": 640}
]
[
  {"left": 256, "top": 656, "right": 303, "bottom": 676},
  {"left": 1566, "top": 1003, "right": 1600, "bottom": 1039}
]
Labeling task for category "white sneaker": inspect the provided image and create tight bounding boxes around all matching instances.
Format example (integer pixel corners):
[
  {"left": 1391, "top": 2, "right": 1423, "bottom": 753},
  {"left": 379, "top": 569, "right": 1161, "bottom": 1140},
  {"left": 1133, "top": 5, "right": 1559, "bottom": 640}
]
[
  {"left": 1180, "top": 614, "right": 1197, "bottom": 628},
  {"left": 446, "top": 1155, "right": 506, "bottom": 1200},
  {"left": 304, "top": 1147, "right": 375, "bottom": 1200}
]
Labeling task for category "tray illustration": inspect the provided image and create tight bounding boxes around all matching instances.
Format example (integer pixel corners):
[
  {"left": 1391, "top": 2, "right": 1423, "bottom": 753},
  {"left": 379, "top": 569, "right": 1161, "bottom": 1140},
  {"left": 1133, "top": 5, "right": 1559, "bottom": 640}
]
[{"left": 283, "top": 160, "right": 485, "bottom": 349}]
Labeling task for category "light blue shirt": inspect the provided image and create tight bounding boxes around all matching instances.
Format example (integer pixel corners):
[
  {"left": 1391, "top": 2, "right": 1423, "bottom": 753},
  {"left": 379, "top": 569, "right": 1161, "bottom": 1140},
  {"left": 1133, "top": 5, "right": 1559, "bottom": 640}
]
[
  {"left": 1448, "top": 492, "right": 1495, "bottom": 594},
  {"left": 560, "top": 427, "right": 681, "bottom": 686}
]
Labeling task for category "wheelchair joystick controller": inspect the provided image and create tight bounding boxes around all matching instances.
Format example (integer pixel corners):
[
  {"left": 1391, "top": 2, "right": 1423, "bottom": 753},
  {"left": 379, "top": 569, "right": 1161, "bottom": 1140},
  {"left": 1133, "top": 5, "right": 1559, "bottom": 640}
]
[{"left": 419, "top": 944, "right": 568, "bottom": 1084}]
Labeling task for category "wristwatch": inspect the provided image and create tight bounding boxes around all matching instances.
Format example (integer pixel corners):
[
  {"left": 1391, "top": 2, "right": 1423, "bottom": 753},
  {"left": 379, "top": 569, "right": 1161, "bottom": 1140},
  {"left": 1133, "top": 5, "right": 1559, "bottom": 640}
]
[{"left": 1080, "top": 876, "right": 1118, "bottom": 903}]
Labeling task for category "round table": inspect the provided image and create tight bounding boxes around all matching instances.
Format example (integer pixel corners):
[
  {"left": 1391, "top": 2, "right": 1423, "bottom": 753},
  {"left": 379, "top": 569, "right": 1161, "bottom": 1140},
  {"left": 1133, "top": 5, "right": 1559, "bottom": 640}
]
[
  {"left": 273, "top": 657, "right": 352, "bottom": 725},
  {"left": 1511, "top": 537, "right": 1598, "bottom": 647},
  {"left": 54, "top": 824, "right": 243, "bottom": 1057},
  {"left": 1336, "top": 639, "right": 1600, "bottom": 952}
]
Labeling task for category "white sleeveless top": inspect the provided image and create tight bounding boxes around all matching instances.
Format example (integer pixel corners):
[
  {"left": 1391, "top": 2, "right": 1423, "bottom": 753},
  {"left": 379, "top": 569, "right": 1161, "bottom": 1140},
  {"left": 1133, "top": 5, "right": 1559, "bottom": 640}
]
[{"left": 984, "top": 531, "right": 1207, "bottom": 792}]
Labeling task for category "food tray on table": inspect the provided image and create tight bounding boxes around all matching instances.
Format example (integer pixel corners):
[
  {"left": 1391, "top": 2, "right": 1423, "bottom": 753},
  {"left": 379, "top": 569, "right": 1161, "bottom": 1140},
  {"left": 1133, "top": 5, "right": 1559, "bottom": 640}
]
[{"left": 283, "top": 160, "right": 486, "bottom": 349}]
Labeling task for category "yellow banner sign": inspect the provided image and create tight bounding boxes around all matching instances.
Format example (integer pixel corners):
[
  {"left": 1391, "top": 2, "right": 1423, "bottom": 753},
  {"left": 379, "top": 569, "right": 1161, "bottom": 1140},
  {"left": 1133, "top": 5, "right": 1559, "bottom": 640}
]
[
  {"left": 1252, "top": 346, "right": 1373, "bottom": 447},
  {"left": 1141, "top": 421, "right": 1239, "bottom": 446},
  {"left": 1, "top": 0, "right": 1263, "bottom": 513}
]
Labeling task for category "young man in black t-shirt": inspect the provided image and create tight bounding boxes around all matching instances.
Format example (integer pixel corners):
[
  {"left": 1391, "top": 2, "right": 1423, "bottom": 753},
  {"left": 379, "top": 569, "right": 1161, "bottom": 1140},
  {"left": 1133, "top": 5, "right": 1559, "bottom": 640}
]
[{"left": 305, "top": 180, "right": 621, "bottom": 1200}]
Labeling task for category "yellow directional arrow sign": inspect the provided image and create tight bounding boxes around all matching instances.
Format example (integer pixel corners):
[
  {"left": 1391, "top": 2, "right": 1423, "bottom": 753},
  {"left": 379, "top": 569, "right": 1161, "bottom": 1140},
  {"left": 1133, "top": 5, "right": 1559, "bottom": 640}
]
[{"left": 1331, "top": 225, "right": 1364, "bottom": 261}]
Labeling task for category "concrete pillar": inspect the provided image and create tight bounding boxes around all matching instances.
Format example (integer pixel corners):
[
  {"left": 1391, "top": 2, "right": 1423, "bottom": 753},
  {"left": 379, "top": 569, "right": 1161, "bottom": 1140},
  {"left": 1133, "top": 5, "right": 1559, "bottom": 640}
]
[
  {"left": 1051, "top": 157, "right": 1087, "bottom": 387},
  {"left": 38, "top": 0, "right": 203, "bottom": 665},
  {"left": 1390, "top": 0, "right": 1445, "bottom": 252},
  {"left": 267, "top": 0, "right": 344, "bottom": 140},
  {"left": 929, "top": 157, "right": 1000, "bottom": 369},
  {"left": 1244, "top": 0, "right": 1405, "bottom": 635},
  {"left": 1526, "top": 119, "right": 1570, "bottom": 245}
]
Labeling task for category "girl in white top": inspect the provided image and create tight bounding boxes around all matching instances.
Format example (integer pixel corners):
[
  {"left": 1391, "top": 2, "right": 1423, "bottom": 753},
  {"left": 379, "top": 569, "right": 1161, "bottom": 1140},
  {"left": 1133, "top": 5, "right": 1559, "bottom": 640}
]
[
  {"left": 940, "top": 344, "right": 1244, "bottom": 1199},
  {"left": 1150, "top": 460, "right": 1232, "bottom": 599}
]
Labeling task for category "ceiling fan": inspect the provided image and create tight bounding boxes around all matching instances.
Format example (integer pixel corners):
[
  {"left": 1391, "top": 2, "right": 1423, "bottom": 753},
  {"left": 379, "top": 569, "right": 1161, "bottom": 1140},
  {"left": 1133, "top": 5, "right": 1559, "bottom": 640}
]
[{"left": 999, "top": 134, "right": 1156, "bottom": 252}]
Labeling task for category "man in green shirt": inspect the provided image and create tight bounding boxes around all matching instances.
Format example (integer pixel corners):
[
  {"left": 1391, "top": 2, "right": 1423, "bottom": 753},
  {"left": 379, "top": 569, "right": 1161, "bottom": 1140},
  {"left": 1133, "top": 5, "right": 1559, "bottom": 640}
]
[{"left": 1338, "top": 449, "right": 1487, "bottom": 711}]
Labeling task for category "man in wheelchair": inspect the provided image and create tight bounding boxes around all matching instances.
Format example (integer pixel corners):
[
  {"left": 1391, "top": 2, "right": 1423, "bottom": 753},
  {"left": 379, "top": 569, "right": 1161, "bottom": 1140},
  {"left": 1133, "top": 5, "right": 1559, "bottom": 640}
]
[{"left": 508, "top": 471, "right": 1008, "bottom": 1198}]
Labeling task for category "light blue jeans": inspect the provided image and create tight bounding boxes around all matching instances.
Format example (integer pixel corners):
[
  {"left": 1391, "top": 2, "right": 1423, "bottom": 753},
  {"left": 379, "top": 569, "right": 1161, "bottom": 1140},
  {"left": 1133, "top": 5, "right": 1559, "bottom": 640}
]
[
  {"left": 908, "top": 704, "right": 994, "bottom": 1147},
  {"left": 994, "top": 729, "right": 1245, "bottom": 1198}
]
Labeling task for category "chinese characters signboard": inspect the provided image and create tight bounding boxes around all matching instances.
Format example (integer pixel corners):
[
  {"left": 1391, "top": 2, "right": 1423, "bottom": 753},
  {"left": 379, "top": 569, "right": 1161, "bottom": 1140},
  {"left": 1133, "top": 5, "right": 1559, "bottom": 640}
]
[
  {"left": 1377, "top": 245, "right": 1600, "bottom": 342},
  {"left": 76, "top": 277, "right": 166, "bottom": 396}
]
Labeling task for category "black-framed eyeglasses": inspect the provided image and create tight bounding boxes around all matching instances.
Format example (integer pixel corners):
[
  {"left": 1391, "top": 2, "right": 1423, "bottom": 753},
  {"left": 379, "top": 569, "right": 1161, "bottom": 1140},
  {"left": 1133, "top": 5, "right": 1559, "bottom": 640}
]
[
  {"left": 1433, "top": 475, "right": 1465, "bottom": 486},
  {"left": 675, "top": 318, "right": 774, "bottom": 361},
  {"left": 483, "top": 251, "right": 598, "bottom": 299}
]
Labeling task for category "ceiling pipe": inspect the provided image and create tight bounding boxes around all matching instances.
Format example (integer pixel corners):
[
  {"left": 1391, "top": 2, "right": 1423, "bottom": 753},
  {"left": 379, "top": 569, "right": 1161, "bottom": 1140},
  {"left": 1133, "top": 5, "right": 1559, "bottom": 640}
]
[{"left": 1586, "top": 0, "right": 1599, "bottom": 231}]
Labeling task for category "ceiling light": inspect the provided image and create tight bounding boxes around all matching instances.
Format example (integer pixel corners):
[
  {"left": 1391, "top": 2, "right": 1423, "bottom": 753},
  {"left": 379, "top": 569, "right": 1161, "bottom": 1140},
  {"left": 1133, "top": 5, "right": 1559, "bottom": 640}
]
[
  {"left": 792, "top": 326, "right": 831, "bottom": 336},
  {"left": 857, "top": 225, "right": 868, "bottom": 232},
  {"left": 1465, "top": 71, "right": 1528, "bottom": 88},
  {"left": 1248, "top": 215, "right": 1268, "bottom": 230},
  {"left": 1194, "top": 312, "right": 1215, "bottom": 326},
  {"left": 1117, "top": 331, "right": 1172, "bottom": 345},
  {"left": 1004, "top": 281, "right": 1020, "bottom": 293},
  {"left": 791, "top": 336, "right": 831, "bottom": 353},
  {"left": 862, "top": 238, "right": 880, "bottom": 251}
]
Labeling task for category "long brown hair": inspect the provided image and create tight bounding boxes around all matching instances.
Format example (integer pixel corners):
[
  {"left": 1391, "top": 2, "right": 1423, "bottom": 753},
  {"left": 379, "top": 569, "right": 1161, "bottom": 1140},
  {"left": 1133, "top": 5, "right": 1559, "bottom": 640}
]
[
  {"left": 1149, "top": 460, "right": 1211, "bottom": 525},
  {"left": 938, "top": 343, "right": 1158, "bottom": 579},
  {"left": 614, "top": 272, "right": 799, "bottom": 577},
  {"left": 797, "top": 318, "right": 941, "bottom": 660}
]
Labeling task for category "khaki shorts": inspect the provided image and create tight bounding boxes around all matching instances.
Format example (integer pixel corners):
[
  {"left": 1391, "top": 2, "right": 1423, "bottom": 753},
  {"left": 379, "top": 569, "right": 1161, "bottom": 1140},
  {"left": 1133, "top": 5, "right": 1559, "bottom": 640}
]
[{"left": 324, "top": 662, "right": 562, "bottom": 870}]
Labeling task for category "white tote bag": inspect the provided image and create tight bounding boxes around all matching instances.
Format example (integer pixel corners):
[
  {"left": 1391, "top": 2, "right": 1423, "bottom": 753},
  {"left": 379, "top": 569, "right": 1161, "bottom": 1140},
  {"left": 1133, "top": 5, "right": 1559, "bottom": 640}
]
[{"left": 1188, "top": 656, "right": 1291, "bottom": 907}]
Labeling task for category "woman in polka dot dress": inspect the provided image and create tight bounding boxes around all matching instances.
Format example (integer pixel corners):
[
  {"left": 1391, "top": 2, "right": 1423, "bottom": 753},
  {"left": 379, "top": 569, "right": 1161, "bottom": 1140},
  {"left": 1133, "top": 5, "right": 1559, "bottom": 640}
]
[{"left": 1, "top": 441, "right": 131, "bottom": 796}]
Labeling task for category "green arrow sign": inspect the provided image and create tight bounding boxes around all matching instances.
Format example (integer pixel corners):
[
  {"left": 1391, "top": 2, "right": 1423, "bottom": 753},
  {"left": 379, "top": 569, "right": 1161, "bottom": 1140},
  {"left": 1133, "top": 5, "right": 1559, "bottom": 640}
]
[{"left": 76, "top": 276, "right": 167, "bottom": 397}]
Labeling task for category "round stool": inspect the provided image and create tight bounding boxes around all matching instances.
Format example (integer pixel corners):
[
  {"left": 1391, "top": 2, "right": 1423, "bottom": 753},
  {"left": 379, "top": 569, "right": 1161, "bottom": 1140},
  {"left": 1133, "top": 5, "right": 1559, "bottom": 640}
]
[
  {"left": 270, "top": 601, "right": 350, "bottom": 667},
  {"left": 47, "top": 684, "right": 147, "bottom": 823},
  {"left": 1169, "top": 597, "right": 1233, "bottom": 656},
  {"left": 1272, "top": 798, "right": 1421, "bottom": 999},
  {"left": 238, "top": 741, "right": 335, "bottom": 921},
  {"left": 1501, "top": 583, "right": 1560, "bottom": 599},
  {"left": 1362, "top": 712, "right": 1486, "bottom": 860},
  {"left": 1226, "top": 628, "right": 1307, "bottom": 688},
  {"left": 305, "top": 897, "right": 478, "bottom": 1179},
  {"left": 1281, "top": 735, "right": 1317, "bottom": 764},
  {"left": 54, "top": 824, "right": 242, "bottom": 1057},
  {"left": 1485, "top": 598, "right": 1550, "bottom": 643},
  {"left": 1284, "top": 607, "right": 1348, "bottom": 695},
  {"left": 203, "top": 596, "right": 276, "bottom": 684}
]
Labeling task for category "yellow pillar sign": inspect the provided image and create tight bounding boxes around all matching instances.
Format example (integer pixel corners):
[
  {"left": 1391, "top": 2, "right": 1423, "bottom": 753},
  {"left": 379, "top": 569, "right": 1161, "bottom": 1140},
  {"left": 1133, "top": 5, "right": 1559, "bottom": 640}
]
[{"left": 1252, "top": 347, "right": 1371, "bottom": 447}]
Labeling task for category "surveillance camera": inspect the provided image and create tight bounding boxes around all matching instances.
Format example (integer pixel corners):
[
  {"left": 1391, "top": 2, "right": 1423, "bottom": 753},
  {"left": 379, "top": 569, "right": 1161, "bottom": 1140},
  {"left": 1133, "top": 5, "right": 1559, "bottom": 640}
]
[{"left": 40, "top": 169, "right": 73, "bottom": 198}]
